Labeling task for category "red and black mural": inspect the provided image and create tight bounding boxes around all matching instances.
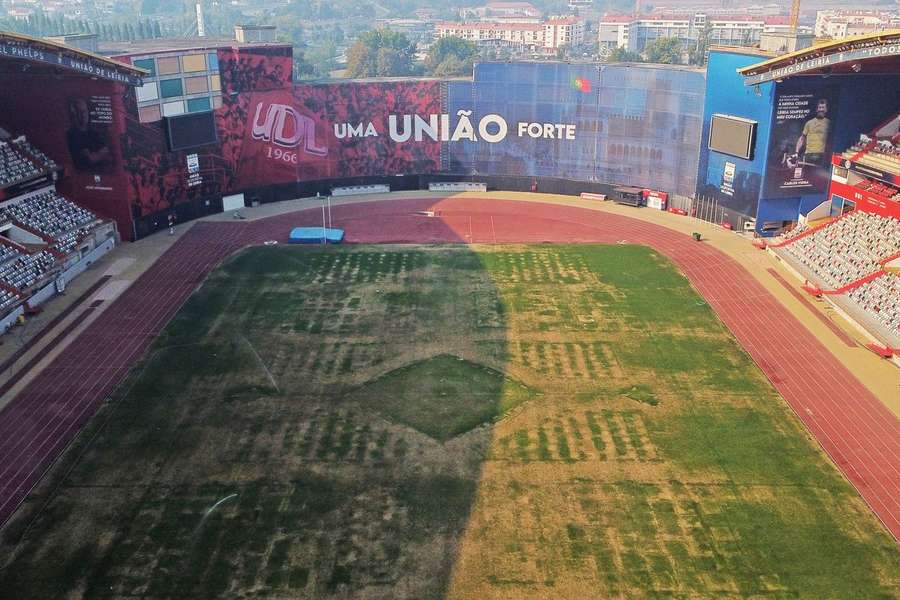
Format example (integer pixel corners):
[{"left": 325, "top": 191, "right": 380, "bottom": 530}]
[
  {"left": 0, "top": 72, "right": 134, "bottom": 234},
  {"left": 114, "top": 46, "right": 444, "bottom": 233},
  {"left": 218, "top": 81, "right": 443, "bottom": 191},
  {"left": 218, "top": 45, "right": 293, "bottom": 95},
  {"left": 115, "top": 46, "right": 295, "bottom": 233},
  {"left": 119, "top": 92, "right": 225, "bottom": 223}
]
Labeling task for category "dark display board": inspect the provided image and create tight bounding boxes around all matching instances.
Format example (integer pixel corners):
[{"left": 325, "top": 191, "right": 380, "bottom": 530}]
[
  {"left": 709, "top": 114, "right": 756, "bottom": 160},
  {"left": 166, "top": 111, "right": 218, "bottom": 152}
]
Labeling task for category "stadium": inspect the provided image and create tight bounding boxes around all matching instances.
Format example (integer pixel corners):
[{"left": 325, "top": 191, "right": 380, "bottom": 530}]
[{"left": 0, "top": 28, "right": 898, "bottom": 598}]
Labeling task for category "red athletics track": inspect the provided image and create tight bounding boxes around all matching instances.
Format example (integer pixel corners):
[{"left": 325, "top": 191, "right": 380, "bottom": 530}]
[{"left": 0, "top": 197, "right": 897, "bottom": 542}]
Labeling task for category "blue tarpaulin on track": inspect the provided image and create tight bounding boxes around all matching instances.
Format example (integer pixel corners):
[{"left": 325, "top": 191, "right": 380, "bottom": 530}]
[{"left": 289, "top": 227, "right": 345, "bottom": 244}]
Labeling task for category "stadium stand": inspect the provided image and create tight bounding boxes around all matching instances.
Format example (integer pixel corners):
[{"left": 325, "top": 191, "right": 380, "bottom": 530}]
[
  {"left": 842, "top": 132, "right": 900, "bottom": 189},
  {"left": 0, "top": 243, "right": 21, "bottom": 265},
  {"left": 12, "top": 137, "right": 56, "bottom": 172},
  {"left": 0, "top": 133, "right": 115, "bottom": 321},
  {"left": 0, "top": 250, "right": 55, "bottom": 292},
  {"left": 847, "top": 273, "right": 900, "bottom": 334},
  {"left": 0, "top": 288, "right": 19, "bottom": 312},
  {"left": 780, "top": 211, "right": 900, "bottom": 290},
  {"left": 0, "top": 140, "right": 40, "bottom": 187},
  {"left": 777, "top": 221, "right": 812, "bottom": 242},
  {"left": 0, "top": 189, "right": 99, "bottom": 240},
  {"left": 52, "top": 227, "right": 93, "bottom": 255},
  {"left": 857, "top": 179, "right": 900, "bottom": 202}
]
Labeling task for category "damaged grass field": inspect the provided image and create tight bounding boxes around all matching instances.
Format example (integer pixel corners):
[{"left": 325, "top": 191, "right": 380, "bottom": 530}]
[{"left": 1, "top": 244, "right": 897, "bottom": 599}]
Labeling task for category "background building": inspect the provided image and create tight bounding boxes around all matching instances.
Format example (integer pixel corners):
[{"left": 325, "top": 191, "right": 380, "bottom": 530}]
[
  {"left": 599, "top": 12, "right": 807, "bottom": 56},
  {"left": 459, "top": 2, "right": 542, "bottom": 23},
  {"left": 436, "top": 16, "right": 584, "bottom": 52},
  {"left": 814, "top": 10, "right": 900, "bottom": 39}
]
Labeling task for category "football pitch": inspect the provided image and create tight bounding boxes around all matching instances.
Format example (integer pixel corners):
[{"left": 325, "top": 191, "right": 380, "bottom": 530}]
[{"left": 1, "top": 244, "right": 897, "bottom": 599}]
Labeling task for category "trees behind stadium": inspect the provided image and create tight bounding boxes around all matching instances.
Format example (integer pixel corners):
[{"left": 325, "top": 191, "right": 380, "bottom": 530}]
[
  {"left": 346, "top": 32, "right": 486, "bottom": 79},
  {"left": 346, "top": 29, "right": 419, "bottom": 78},
  {"left": 426, "top": 37, "right": 479, "bottom": 77}
]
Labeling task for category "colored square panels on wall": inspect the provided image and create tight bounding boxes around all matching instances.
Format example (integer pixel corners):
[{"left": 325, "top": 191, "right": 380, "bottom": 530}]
[{"left": 132, "top": 51, "right": 222, "bottom": 123}]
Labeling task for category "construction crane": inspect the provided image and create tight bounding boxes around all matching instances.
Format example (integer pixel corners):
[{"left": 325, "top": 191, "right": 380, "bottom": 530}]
[{"left": 789, "top": 0, "right": 800, "bottom": 34}]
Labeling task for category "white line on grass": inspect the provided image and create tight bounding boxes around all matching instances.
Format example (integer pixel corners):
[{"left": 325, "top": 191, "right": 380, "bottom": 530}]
[{"left": 240, "top": 334, "right": 280, "bottom": 394}]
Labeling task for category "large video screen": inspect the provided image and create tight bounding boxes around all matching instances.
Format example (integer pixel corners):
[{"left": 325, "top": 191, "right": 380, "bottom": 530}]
[
  {"left": 709, "top": 114, "right": 756, "bottom": 160},
  {"left": 166, "top": 111, "right": 218, "bottom": 152}
]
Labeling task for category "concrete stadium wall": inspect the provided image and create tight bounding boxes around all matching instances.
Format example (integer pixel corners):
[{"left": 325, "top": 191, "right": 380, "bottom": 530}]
[
  {"left": 61, "top": 237, "right": 116, "bottom": 286},
  {"left": 26, "top": 281, "right": 56, "bottom": 309},
  {"left": 0, "top": 306, "right": 23, "bottom": 335}
]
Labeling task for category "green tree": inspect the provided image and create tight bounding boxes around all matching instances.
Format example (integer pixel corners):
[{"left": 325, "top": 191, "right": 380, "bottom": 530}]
[
  {"left": 645, "top": 37, "right": 683, "bottom": 64},
  {"left": 606, "top": 47, "right": 644, "bottom": 63},
  {"left": 329, "top": 26, "right": 345, "bottom": 46},
  {"left": 274, "top": 15, "right": 304, "bottom": 47},
  {"left": 375, "top": 47, "right": 409, "bottom": 76},
  {"left": 293, "top": 50, "right": 319, "bottom": 80},
  {"left": 431, "top": 55, "right": 466, "bottom": 77},
  {"left": 306, "top": 41, "right": 339, "bottom": 78},
  {"left": 425, "top": 36, "right": 477, "bottom": 76},
  {"left": 689, "top": 23, "right": 712, "bottom": 66},
  {"left": 346, "top": 29, "right": 416, "bottom": 78}
]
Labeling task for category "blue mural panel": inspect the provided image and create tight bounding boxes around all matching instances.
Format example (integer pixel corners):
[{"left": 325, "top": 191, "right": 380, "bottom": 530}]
[
  {"left": 595, "top": 64, "right": 705, "bottom": 197},
  {"left": 447, "top": 61, "right": 705, "bottom": 197},
  {"left": 696, "top": 50, "right": 775, "bottom": 223},
  {"left": 467, "top": 62, "right": 602, "bottom": 181}
]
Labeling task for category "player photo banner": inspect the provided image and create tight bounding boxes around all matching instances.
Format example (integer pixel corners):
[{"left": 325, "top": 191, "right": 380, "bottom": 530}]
[{"left": 764, "top": 86, "right": 839, "bottom": 197}]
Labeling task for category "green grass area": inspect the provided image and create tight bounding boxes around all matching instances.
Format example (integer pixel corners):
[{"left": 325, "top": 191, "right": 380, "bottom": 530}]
[
  {"left": 0, "top": 244, "right": 896, "bottom": 599},
  {"left": 349, "top": 354, "right": 534, "bottom": 441}
]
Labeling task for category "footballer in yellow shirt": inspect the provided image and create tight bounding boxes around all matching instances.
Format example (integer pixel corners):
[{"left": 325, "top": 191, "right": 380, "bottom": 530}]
[{"left": 795, "top": 98, "right": 832, "bottom": 166}]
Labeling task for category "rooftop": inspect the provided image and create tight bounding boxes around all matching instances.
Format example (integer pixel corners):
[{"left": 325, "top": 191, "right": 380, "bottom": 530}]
[
  {"left": 0, "top": 30, "right": 145, "bottom": 84},
  {"left": 601, "top": 12, "right": 792, "bottom": 25},
  {"left": 485, "top": 2, "right": 540, "bottom": 11},
  {"left": 817, "top": 9, "right": 898, "bottom": 16},
  {"left": 709, "top": 45, "right": 777, "bottom": 57},
  {"left": 437, "top": 21, "right": 544, "bottom": 31},
  {"left": 98, "top": 37, "right": 290, "bottom": 57},
  {"left": 739, "top": 30, "right": 900, "bottom": 84}
]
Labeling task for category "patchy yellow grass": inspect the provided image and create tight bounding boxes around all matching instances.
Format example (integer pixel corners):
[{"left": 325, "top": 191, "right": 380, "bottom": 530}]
[{"left": 1, "top": 245, "right": 897, "bottom": 600}]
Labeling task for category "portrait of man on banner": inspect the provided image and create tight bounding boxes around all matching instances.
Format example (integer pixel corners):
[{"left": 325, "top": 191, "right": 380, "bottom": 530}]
[
  {"left": 66, "top": 97, "right": 114, "bottom": 173},
  {"left": 765, "top": 88, "right": 838, "bottom": 198},
  {"left": 795, "top": 98, "right": 832, "bottom": 168}
]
